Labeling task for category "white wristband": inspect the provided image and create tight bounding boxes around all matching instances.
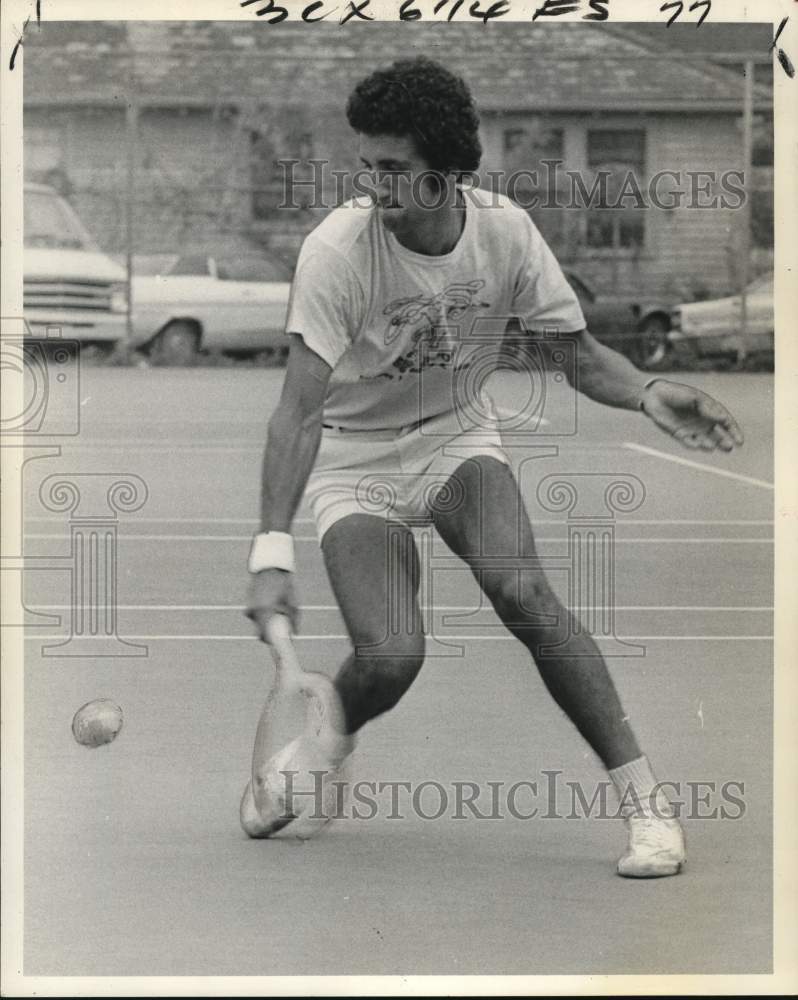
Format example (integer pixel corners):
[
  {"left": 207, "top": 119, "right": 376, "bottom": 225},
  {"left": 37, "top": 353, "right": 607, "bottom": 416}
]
[
  {"left": 248, "top": 532, "right": 295, "bottom": 574},
  {"left": 639, "top": 376, "right": 664, "bottom": 412}
]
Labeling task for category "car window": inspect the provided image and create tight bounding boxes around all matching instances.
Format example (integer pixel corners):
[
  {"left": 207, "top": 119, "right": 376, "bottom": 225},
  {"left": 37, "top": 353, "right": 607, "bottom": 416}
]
[
  {"left": 168, "top": 255, "right": 211, "bottom": 276},
  {"left": 134, "top": 254, "right": 179, "bottom": 276},
  {"left": 215, "top": 255, "right": 291, "bottom": 283}
]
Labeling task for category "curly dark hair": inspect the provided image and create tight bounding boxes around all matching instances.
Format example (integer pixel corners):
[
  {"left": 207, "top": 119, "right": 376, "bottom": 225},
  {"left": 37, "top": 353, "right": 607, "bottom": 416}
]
[{"left": 346, "top": 56, "right": 482, "bottom": 177}]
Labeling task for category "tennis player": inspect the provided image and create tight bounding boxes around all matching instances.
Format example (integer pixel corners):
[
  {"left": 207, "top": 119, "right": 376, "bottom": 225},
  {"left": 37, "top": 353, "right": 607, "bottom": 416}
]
[{"left": 245, "top": 57, "right": 744, "bottom": 876}]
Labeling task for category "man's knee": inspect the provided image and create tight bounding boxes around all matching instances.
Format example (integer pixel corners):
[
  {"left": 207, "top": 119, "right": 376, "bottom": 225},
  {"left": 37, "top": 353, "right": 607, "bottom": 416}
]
[
  {"left": 353, "top": 631, "right": 426, "bottom": 715},
  {"left": 486, "top": 571, "right": 562, "bottom": 630}
]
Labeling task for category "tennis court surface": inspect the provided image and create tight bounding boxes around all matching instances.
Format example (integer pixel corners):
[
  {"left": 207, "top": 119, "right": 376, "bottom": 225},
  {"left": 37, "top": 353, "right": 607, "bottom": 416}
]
[{"left": 20, "top": 366, "right": 773, "bottom": 976}]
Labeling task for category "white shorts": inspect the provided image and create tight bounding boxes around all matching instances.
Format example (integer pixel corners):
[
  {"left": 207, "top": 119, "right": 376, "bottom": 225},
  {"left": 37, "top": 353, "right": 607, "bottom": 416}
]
[{"left": 305, "top": 409, "right": 512, "bottom": 544}]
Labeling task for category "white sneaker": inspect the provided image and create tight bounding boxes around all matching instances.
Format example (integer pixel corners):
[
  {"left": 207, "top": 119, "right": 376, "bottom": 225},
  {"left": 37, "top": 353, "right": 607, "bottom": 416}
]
[
  {"left": 240, "top": 775, "right": 295, "bottom": 839},
  {"left": 241, "top": 731, "right": 355, "bottom": 840},
  {"left": 617, "top": 812, "right": 686, "bottom": 878}
]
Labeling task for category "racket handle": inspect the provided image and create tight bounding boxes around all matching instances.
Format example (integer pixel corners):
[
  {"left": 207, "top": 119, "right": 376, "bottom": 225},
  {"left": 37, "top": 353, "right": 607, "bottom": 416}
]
[
  {"left": 266, "top": 613, "right": 303, "bottom": 685},
  {"left": 266, "top": 613, "right": 292, "bottom": 645}
]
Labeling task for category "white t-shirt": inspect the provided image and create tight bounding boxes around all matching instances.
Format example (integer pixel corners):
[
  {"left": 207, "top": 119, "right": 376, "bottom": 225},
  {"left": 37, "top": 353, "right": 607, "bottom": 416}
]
[{"left": 285, "top": 187, "right": 585, "bottom": 431}]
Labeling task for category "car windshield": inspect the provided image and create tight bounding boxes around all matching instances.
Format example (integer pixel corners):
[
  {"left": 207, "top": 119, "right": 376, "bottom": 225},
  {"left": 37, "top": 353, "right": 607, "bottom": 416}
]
[
  {"left": 24, "top": 190, "right": 97, "bottom": 251},
  {"left": 746, "top": 274, "right": 772, "bottom": 294}
]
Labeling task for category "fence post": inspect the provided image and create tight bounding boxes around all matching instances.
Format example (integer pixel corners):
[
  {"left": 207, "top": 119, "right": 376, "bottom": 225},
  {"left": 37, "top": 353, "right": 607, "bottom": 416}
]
[
  {"left": 738, "top": 57, "right": 754, "bottom": 367},
  {"left": 124, "top": 59, "right": 139, "bottom": 362}
]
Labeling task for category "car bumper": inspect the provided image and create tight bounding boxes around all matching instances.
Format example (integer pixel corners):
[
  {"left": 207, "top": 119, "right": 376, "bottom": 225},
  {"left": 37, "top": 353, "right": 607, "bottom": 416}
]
[
  {"left": 25, "top": 310, "right": 127, "bottom": 343},
  {"left": 668, "top": 328, "right": 774, "bottom": 357}
]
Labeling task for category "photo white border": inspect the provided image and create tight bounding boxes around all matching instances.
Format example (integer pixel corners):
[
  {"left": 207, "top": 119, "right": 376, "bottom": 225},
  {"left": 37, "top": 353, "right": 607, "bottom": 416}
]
[{"left": 2, "top": 1, "right": 796, "bottom": 995}]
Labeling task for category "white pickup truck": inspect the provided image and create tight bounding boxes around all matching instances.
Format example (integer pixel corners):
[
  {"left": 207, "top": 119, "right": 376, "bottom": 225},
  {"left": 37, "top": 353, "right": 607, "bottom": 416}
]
[{"left": 24, "top": 182, "right": 128, "bottom": 351}]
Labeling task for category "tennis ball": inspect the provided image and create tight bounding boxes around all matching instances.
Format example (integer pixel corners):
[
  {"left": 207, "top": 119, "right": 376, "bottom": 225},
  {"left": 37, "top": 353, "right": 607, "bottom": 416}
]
[{"left": 71, "top": 699, "right": 123, "bottom": 748}]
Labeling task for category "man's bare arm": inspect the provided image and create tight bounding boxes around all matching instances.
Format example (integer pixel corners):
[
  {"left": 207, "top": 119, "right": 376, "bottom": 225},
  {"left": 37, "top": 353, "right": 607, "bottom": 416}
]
[
  {"left": 246, "top": 334, "right": 332, "bottom": 638},
  {"left": 563, "top": 327, "right": 743, "bottom": 451},
  {"left": 260, "top": 333, "right": 332, "bottom": 532},
  {"left": 565, "top": 327, "right": 648, "bottom": 410}
]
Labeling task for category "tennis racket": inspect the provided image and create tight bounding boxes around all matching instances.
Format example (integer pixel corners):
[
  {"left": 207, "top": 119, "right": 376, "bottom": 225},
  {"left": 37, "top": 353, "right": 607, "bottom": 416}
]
[{"left": 240, "top": 614, "right": 347, "bottom": 837}]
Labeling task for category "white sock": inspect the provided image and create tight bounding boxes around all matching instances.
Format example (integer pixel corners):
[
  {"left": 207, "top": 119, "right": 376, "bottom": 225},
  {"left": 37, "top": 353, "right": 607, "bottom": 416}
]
[{"left": 608, "top": 755, "right": 675, "bottom": 819}]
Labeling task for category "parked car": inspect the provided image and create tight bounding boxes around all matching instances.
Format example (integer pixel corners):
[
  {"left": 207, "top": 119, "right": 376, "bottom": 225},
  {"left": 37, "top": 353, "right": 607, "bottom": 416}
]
[
  {"left": 562, "top": 269, "right": 673, "bottom": 370},
  {"left": 131, "top": 251, "right": 292, "bottom": 365},
  {"left": 668, "top": 274, "right": 774, "bottom": 366},
  {"left": 24, "top": 182, "right": 128, "bottom": 350}
]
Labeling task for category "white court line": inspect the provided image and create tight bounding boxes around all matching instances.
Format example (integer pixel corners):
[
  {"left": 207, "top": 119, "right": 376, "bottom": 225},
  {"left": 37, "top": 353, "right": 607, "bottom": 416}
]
[
  {"left": 55, "top": 444, "right": 267, "bottom": 453},
  {"left": 623, "top": 442, "right": 774, "bottom": 491},
  {"left": 70, "top": 418, "right": 278, "bottom": 426},
  {"left": 23, "top": 516, "right": 315, "bottom": 525},
  {"left": 47, "top": 415, "right": 550, "bottom": 443},
  {"left": 27, "top": 604, "right": 775, "bottom": 612},
  {"left": 21, "top": 533, "right": 775, "bottom": 543},
  {"left": 495, "top": 412, "right": 550, "bottom": 427},
  {"left": 21, "top": 516, "right": 775, "bottom": 526},
  {"left": 23, "top": 634, "right": 774, "bottom": 641},
  {"left": 42, "top": 444, "right": 625, "bottom": 455}
]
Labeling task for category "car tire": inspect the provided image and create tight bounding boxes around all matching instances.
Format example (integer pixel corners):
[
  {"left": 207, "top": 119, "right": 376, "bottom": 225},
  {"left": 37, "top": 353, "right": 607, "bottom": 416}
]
[
  {"left": 153, "top": 322, "right": 200, "bottom": 367},
  {"left": 79, "top": 343, "right": 115, "bottom": 365},
  {"left": 254, "top": 347, "right": 277, "bottom": 367},
  {"left": 637, "top": 316, "right": 671, "bottom": 371}
]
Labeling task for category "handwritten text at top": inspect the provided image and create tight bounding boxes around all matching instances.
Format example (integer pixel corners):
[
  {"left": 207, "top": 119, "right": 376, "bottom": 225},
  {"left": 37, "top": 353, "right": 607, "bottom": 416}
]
[{"left": 238, "top": 0, "right": 613, "bottom": 24}]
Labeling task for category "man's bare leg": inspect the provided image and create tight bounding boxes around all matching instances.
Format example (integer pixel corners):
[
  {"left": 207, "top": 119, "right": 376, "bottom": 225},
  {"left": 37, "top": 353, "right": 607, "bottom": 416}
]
[
  {"left": 431, "top": 455, "right": 684, "bottom": 876},
  {"left": 322, "top": 514, "right": 426, "bottom": 734},
  {"left": 317, "top": 471, "right": 640, "bottom": 763},
  {"left": 432, "top": 456, "right": 639, "bottom": 769}
]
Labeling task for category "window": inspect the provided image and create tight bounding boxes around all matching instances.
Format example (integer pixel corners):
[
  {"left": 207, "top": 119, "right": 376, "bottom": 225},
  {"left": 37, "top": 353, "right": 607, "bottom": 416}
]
[
  {"left": 216, "top": 255, "right": 291, "bottom": 282},
  {"left": 251, "top": 124, "right": 317, "bottom": 220},
  {"left": 587, "top": 130, "right": 645, "bottom": 168},
  {"left": 585, "top": 129, "right": 646, "bottom": 250},
  {"left": 502, "top": 123, "right": 564, "bottom": 191},
  {"left": 503, "top": 128, "right": 527, "bottom": 154},
  {"left": 501, "top": 120, "right": 565, "bottom": 248},
  {"left": 168, "top": 255, "right": 211, "bottom": 276}
]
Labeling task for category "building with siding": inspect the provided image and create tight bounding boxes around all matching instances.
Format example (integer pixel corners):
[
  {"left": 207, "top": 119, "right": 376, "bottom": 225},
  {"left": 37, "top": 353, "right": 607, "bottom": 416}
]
[{"left": 23, "top": 19, "right": 773, "bottom": 299}]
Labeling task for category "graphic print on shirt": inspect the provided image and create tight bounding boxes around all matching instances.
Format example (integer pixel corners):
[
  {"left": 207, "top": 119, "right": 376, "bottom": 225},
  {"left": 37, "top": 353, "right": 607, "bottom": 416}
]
[{"left": 370, "top": 279, "right": 492, "bottom": 381}]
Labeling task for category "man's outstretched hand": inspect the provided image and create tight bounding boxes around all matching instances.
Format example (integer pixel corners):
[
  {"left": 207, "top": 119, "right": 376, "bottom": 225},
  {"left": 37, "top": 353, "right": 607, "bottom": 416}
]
[{"left": 641, "top": 379, "right": 745, "bottom": 452}]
